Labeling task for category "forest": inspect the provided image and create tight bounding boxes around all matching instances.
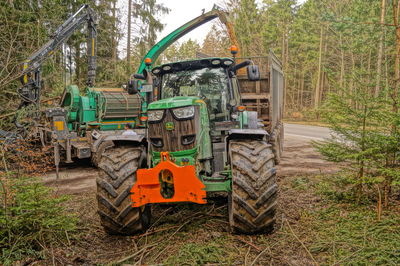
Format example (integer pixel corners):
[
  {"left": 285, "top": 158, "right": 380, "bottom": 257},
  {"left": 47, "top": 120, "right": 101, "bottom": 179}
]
[
  {"left": 1, "top": 0, "right": 399, "bottom": 117},
  {"left": 1, "top": 0, "right": 400, "bottom": 265}
]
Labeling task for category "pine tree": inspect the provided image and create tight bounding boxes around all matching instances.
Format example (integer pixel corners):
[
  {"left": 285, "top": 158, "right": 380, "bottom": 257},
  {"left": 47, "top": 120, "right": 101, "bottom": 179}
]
[
  {"left": 314, "top": 70, "right": 388, "bottom": 199},
  {"left": 201, "top": 25, "right": 230, "bottom": 57}
]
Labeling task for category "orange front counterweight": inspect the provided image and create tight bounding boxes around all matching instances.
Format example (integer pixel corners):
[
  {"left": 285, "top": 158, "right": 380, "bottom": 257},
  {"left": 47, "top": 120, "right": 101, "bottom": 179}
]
[{"left": 131, "top": 152, "right": 207, "bottom": 207}]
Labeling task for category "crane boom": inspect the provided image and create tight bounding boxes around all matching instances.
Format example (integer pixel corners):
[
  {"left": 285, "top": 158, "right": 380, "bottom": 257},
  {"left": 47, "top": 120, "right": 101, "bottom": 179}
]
[
  {"left": 136, "top": 5, "right": 239, "bottom": 74},
  {"left": 19, "top": 4, "right": 97, "bottom": 108}
]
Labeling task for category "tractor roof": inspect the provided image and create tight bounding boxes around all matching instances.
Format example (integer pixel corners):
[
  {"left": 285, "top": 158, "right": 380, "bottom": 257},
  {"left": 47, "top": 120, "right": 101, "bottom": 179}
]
[{"left": 151, "top": 57, "right": 234, "bottom": 76}]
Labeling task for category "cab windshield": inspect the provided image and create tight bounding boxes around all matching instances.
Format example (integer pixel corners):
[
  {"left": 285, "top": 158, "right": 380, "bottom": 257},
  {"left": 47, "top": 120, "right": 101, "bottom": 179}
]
[{"left": 161, "top": 67, "right": 230, "bottom": 121}]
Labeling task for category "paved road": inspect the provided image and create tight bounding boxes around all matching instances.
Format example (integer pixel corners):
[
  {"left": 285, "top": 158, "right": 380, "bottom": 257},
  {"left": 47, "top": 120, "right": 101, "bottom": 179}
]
[{"left": 284, "top": 123, "right": 331, "bottom": 141}]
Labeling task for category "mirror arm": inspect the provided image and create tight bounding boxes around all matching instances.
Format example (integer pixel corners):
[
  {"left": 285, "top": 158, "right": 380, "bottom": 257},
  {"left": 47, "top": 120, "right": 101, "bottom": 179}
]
[
  {"left": 133, "top": 73, "right": 146, "bottom": 80},
  {"left": 229, "top": 59, "right": 252, "bottom": 73}
]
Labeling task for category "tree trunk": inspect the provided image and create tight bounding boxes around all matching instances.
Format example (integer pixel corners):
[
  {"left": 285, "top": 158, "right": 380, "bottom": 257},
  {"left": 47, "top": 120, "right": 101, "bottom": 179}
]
[
  {"left": 300, "top": 71, "right": 304, "bottom": 109},
  {"left": 375, "top": 0, "right": 387, "bottom": 97},
  {"left": 350, "top": 52, "right": 355, "bottom": 106},
  {"left": 319, "top": 37, "right": 328, "bottom": 103},
  {"left": 127, "top": 0, "right": 132, "bottom": 73},
  {"left": 74, "top": 42, "right": 80, "bottom": 86},
  {"left": 393, "top": 1, "right": 400, "bottom": 115},
  {"left": 314, "top": 26, "right": 324, "bottom": 109},
  {"left": 112, "top": 0, "right": 117, "bottom": 75},
  {"left": 339, "top": 34, "right": 345, "bottom": 90}
]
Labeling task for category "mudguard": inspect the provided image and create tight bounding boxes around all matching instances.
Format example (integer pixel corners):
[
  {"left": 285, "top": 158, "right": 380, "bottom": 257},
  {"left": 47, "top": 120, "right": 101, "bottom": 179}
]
[
  {"left": 92, "top": 133, "right": 144, "bottom": 152},
  {"left": 228, "top": 129, "right": 268, "bottom": 139}
]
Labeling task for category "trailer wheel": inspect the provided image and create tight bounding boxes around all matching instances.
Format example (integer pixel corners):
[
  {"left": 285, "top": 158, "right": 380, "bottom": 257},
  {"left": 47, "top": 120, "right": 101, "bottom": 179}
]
[
  {"left": 96, "top": 145, "right": 150, "bottom": 235},
  {"left": 271, "top": 122, "right": 284, "bottom": 165},
  {"left": 229, "top": 140, "right": 277, "bottom": 234}
]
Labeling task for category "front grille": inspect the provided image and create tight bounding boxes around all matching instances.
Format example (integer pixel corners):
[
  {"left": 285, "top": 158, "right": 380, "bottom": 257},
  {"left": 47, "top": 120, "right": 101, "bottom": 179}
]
[{"left": 148, "top": 107, "right": 199, "bottom": 152}]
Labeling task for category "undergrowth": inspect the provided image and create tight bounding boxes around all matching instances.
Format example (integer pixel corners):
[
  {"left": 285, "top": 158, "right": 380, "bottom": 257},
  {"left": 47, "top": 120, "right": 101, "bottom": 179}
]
[
  {"left": 165, "top": 240, "right": 228, "bottom": 265},
  {"left": 0, "top": 174, "right": 76, "bottom": 265},
  {"left": 291, "top": 174, "right": 400, "bottom": 265},
  {"left": 311, "top": 204, "right": 400, "bottom": 265}
]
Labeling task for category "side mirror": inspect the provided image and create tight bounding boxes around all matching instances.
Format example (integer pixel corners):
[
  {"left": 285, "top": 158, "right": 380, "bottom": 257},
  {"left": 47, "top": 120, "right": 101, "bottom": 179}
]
[
  {"left": 247, "top": 65, "right": 260, "bottom": 81},
  {"left": 127, "top": 79, "right": 139, "bottom": 95}
]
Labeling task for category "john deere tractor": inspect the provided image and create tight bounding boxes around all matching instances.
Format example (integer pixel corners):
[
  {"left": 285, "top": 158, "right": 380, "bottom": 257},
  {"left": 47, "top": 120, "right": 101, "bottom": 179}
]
[
  {"left": 95, "top": 6, "right": 284, "bottom": 235},
  {"left": 97, "top": 50, "right": 284, "bottom": 234}
]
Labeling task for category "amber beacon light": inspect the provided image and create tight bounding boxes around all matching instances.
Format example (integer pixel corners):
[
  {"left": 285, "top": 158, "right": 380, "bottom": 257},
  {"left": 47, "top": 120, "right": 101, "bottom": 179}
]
[
  {"left": 144, "top": 57, "right": 152, "bottom": 66},
  {"left": 230, "top": 45, "right": 238, "bottom": 55}
]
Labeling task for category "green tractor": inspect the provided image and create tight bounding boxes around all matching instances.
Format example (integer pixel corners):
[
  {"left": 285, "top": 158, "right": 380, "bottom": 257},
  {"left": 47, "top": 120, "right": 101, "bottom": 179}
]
[
  {"left": 95, "top": 6, "right": 284, "bottom": 235},
  {"left": 97, "top": 52, "right": 284, "bottom": 234}
]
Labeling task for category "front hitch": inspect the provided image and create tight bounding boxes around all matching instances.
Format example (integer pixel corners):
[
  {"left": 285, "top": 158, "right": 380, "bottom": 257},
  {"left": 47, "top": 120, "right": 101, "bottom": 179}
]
[{"left": 131, "top": 152, "right": 206, "bottom": 207}]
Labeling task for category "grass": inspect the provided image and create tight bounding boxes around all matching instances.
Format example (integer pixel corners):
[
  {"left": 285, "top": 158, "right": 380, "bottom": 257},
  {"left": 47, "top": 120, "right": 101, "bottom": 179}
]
[
  {"left": 165, "top": 239, "right": 230, "bottom": 265},
  {"left": 291, "top": 173, "right": 400, "bottom": 265},
  {"left": 310, "top": 204, "right": 400, "bottom": 265}
]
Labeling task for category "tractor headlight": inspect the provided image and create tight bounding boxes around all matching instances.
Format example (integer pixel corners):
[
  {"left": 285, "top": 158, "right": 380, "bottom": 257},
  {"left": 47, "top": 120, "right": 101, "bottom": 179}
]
[
  {"left": 172, "top": 106, "right": 195, "bottom": 119},
  {"left": 148, "top": 110, "right": 164, "bottom": 122}
]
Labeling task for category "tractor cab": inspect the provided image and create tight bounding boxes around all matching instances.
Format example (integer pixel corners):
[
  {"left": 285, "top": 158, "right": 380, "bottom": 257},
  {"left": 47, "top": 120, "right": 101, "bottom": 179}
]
[{"left": 151, "top": 58, "right": 240, "bottom": 125}]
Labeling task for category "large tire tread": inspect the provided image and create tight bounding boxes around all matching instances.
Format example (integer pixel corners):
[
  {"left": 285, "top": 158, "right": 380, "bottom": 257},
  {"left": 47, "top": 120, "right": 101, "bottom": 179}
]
[
  {"left": 229, "top": 140, "right": 278, "bottom": 234},
  {"left": 96, "top": 145, "right": 150, "bottom": 235}
]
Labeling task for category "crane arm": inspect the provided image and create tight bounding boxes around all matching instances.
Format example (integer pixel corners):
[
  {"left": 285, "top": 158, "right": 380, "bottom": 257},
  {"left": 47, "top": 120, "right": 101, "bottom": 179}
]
[
  {"left": 19, "top": 4, "right": 97, "bottom": 107},
  {"left": 136, "top": 5, "right": 238, "bottom": 74}
]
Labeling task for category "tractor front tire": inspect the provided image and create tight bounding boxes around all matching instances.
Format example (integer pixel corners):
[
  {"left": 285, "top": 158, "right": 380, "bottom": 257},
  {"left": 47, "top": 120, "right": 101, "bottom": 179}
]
[
  {"left": 96, "top": 145, "right": 151, "bottom": 235},
  {"left": 229, "top": 140, "right": 278, "bottom": 234}
]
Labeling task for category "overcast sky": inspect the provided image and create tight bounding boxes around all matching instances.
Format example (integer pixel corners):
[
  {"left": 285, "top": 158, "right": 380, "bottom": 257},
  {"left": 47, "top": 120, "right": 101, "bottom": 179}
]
[{"left": 156, "top": 0, "right": 224, "bottom": 44}]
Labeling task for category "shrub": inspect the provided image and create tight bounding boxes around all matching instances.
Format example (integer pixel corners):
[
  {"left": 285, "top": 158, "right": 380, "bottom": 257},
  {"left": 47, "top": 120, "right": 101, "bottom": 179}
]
[{"left": 0, "top": 174, "right": 76, "bottom": 264}]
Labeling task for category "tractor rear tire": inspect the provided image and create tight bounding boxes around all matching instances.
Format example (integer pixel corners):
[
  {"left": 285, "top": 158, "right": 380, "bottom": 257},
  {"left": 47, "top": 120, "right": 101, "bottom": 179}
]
[
  {"left": 96, "top": 145, "right": 151, "bottom": 235},
  {"left": 229, "top": 140, "right": 277, "bottom": 234},
  {"left": 271, "top": 122, "right": 284, "bottom": 165}
]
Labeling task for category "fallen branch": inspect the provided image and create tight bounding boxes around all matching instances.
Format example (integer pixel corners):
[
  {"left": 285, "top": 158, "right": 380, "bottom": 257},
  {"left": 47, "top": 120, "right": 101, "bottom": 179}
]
[
  {"left": 152, "top": 219, "right": 191, "bottom": 261},
  {"left": 0, "top": 96, "right": 61, "bottom": 119},
  {"left": 114, "top": 243, "right": 158, "bottom": 264},
  {"left": 236, "top": 237, "right": 262, "bottom": 252},
  {"left": 133, "top": 225, "right": 180, "bottom": 239},
  {"left": 250, "top": 244, "right": 272, "bottom": 266},
  {"left": 285, "top": 219, "right": 318, "bottom": 266}
]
